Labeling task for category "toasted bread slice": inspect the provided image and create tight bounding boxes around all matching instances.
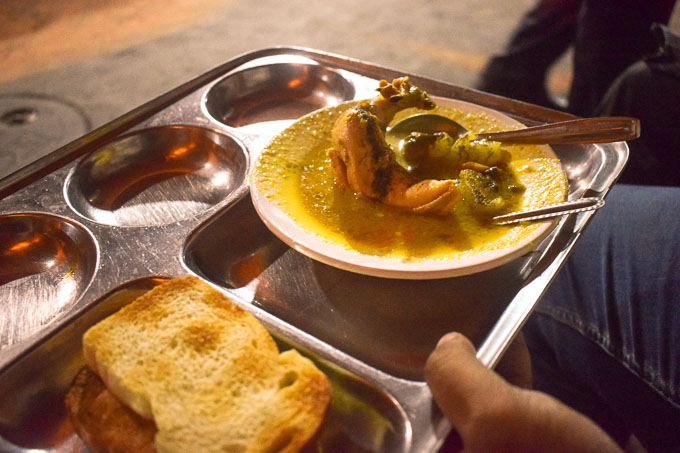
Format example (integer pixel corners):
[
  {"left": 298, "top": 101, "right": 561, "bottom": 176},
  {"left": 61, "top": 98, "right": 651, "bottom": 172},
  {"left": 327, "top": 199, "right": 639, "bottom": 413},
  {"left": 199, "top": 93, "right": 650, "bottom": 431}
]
[{"left": 82, "top": 276, "right": 331, "bottom": 453}]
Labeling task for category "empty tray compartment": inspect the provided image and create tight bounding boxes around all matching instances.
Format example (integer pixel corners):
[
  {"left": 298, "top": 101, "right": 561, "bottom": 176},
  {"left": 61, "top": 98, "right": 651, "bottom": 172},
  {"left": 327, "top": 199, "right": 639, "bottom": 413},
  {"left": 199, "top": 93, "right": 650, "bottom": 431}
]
[
  {"left": 64, "top": 125, "right": 248, "bottom": 227},
  {"left": 204, "top": 63, "right": 355, "bottom": 127},
  {"left": 0, "top": 212, "right": 98, "bottom": 348}
]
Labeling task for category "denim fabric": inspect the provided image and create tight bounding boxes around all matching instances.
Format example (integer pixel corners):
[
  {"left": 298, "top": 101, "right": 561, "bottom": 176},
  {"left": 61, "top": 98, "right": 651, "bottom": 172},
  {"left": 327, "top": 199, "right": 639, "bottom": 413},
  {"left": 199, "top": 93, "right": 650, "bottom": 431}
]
[{"left": 524, "top": 184, "right": 680, "bottom": 451}]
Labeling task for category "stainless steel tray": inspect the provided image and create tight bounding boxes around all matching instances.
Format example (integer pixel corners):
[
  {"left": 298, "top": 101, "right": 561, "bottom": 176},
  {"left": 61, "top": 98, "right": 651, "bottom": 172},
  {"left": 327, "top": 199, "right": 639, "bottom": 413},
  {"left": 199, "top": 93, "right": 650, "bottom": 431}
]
[{"left": 0, "top": 47, "right": 628, "bottom": 452}]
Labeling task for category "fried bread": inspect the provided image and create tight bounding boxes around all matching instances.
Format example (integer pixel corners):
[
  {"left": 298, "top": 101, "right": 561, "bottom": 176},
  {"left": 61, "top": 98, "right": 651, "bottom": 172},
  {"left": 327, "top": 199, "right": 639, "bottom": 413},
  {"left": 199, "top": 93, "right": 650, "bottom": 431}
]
[
  {"left": 66, "top": 366, "right": 157, "bottom": 452},
  {"left": 72, "top": 276, "right": 331, "bottom": 453}
]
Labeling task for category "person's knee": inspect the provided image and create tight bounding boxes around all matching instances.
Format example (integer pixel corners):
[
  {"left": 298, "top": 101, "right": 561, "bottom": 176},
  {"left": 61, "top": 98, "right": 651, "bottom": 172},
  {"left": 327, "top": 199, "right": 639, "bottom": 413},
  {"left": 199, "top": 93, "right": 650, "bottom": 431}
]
[{"left": 595, "top": 60, "right": 653, "bottom": 116}]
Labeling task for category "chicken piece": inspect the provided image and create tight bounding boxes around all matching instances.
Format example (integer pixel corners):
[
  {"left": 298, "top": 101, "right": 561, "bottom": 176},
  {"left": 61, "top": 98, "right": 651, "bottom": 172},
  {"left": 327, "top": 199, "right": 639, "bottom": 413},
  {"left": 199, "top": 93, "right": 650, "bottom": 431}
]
[
  {"left": 402, "top": 132, "right": 512, "bottom": 167},
  {"left": 359, "top": 77, "right": 436, "bottom": 127},
  {"left": 328, "top": 78, "right": 460, "bottom": 215}
]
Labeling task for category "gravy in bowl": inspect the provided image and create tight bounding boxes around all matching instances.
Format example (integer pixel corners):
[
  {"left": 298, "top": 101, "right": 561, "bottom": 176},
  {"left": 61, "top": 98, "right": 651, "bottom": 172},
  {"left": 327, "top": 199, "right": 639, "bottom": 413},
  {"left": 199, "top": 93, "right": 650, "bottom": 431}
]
[{"left": 251, "top": 88, "right": 567, "bottom": 278}]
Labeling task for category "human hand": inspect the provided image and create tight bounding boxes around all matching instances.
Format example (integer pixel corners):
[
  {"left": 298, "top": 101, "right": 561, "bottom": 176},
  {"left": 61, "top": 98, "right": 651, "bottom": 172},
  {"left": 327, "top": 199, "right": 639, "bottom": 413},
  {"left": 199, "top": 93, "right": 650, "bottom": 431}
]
[{"left": 425, "top": 332, "right": 622, "bottom": 453}]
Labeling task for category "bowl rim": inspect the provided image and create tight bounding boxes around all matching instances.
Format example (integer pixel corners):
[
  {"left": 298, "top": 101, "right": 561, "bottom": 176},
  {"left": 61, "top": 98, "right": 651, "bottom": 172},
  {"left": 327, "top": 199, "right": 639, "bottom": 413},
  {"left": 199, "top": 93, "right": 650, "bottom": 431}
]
[{"left": 249, "top": 97, "right": 562, "bottom": 279}]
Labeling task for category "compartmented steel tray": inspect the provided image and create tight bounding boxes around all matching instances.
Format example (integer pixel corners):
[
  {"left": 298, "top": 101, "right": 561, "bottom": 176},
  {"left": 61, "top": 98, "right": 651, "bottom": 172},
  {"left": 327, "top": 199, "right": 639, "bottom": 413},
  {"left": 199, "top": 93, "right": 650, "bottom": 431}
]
[{"left": 0, "top": 47, "right": 628, "bottom": 452}]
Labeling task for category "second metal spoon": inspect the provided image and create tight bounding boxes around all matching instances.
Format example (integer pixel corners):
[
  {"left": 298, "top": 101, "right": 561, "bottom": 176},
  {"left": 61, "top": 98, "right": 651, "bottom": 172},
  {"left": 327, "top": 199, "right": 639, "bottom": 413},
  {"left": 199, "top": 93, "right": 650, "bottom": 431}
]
[{"left": 492, "top": 197, "right": 605, "bottom": 225}]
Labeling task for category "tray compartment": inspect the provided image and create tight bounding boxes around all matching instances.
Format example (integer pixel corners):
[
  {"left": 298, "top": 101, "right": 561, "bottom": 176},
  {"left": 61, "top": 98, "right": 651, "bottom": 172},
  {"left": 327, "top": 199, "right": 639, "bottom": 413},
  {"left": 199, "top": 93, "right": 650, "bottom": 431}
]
[
  {"left": 0, "top": 276, "right": 410, "bottom": 453},
  {"left": 64, "top": 125, "right": 248, "bottom": 227},
  {"left": 184, "top": 195, "right": 529, "bottom": 381},
  {"left": 0, "top": 213, "right": 98, "bottom": 349},
  {"left": 203, "top": 63, "right": 356, "bottom": 127}
]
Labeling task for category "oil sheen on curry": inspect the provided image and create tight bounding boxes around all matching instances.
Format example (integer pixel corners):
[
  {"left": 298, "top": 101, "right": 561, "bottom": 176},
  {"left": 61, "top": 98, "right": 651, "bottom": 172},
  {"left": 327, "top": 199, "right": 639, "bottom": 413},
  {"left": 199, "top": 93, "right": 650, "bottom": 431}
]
[{"left": 252, "top": 78, "right": 568, "bottom": 262}]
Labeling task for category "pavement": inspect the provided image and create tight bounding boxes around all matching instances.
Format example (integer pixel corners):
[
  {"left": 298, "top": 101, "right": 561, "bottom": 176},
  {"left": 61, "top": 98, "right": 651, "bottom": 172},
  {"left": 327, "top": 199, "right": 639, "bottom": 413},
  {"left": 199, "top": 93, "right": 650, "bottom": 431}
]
[{"left": 0, "top": 0, "right": 577, "bottom": 180}]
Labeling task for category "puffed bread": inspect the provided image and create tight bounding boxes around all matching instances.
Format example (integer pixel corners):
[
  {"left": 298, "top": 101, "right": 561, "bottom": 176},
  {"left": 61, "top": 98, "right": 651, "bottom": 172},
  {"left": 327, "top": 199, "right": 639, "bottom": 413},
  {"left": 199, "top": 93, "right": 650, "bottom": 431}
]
[
  {"left": 82, "top": 276, "right": 331, "bottom": 453},
  {"left": 66, "top": 366, "right": 157, "bottom": 453}
]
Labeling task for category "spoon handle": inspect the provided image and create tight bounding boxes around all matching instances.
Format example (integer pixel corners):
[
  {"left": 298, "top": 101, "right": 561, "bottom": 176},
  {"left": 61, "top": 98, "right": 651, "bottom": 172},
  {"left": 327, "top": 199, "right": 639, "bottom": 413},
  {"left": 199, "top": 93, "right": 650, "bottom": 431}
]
[
  {"left": 492, "top": 197, "right": 605, "bottom": 225},
  {"left": 476, "top": 117, "right": 640, "bottom": 145}
]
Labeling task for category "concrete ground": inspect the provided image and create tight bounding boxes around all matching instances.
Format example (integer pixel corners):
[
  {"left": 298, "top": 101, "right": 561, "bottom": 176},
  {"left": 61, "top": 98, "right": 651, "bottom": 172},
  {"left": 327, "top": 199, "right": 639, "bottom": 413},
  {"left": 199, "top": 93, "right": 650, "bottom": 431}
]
[{"left": 0, "top": 0, "right": 577, "bottom": 180}]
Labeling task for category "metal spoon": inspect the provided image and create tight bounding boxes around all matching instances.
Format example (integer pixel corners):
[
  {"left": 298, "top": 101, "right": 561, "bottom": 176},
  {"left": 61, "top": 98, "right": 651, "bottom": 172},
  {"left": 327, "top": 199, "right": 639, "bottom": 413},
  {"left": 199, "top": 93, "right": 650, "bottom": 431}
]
[
  {"left": 492, "top": 197, "right": 605, "bottom": 225},
  {"left": 387, "top": 114, "right": 640, "bottom": 145}
]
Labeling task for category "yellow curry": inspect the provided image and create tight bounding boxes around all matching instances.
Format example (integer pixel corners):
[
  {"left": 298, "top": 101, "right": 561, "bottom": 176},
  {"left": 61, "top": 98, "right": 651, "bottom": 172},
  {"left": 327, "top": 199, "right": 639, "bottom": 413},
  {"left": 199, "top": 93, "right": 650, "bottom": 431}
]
[{"left": 252, "top": 101, "right": 568, "bottom": 262}]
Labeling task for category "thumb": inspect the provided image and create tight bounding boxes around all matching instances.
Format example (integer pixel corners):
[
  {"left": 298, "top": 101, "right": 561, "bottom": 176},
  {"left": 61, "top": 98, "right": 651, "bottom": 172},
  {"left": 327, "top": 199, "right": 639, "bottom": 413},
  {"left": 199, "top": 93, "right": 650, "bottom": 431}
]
[
  {"left": 425, "top": 333, "right": 624, "bottom": 453},
  {"left": 424, "top": 332, "right": 509, "bottom": 428}
]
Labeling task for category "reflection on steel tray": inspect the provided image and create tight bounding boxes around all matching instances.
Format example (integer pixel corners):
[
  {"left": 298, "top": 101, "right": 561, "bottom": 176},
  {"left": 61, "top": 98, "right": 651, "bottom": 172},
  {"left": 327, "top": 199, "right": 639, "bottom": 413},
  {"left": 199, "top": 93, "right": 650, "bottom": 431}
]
[{"left": 0, "top": 47, "right": 628, "bottom": 453}]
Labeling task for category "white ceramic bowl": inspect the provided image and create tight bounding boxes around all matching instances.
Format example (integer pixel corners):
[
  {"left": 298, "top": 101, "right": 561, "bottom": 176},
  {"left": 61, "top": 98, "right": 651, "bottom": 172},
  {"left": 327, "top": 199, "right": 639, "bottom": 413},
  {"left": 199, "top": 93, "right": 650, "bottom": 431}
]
[{"left": 250, "top": 97, "right": 566, "bottom": 279}]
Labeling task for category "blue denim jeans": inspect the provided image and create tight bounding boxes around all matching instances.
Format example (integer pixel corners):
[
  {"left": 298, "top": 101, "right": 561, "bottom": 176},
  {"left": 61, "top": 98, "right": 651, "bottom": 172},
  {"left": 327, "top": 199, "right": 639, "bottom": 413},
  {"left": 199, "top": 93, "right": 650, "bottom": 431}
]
[{"left": 523, "top": 184, "right": 680, "bottom": 452}]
